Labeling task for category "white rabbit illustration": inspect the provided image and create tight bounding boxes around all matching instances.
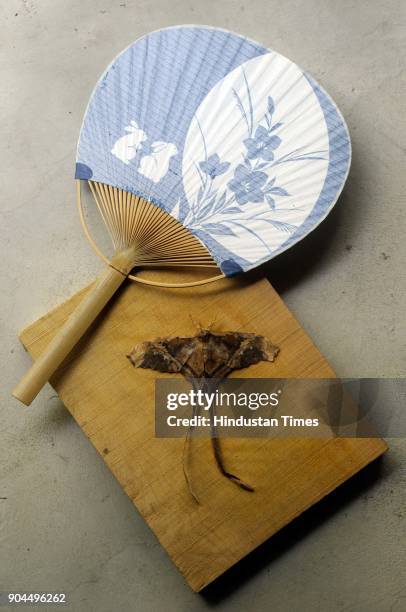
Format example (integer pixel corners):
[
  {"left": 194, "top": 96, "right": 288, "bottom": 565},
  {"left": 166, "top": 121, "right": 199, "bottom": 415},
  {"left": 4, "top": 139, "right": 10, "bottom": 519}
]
[
  {"left": 138, "top": 141, "right": 178, "bottom": 183},
  {"left": 111, "top": 120, "right": 147, "bottom": 164}
]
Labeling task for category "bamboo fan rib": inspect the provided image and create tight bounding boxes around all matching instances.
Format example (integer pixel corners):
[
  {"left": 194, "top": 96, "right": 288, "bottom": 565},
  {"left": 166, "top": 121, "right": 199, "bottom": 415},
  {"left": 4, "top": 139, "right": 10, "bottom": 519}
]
[{"left": 88, "top": 181, "right": 218, "bottom": 269}]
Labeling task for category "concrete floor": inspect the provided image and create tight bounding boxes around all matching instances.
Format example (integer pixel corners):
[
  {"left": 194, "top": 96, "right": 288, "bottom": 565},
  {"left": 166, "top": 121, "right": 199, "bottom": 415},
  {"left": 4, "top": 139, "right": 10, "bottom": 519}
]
[{"left": 1, "top": 1, "right": 405, "bottom": 610}]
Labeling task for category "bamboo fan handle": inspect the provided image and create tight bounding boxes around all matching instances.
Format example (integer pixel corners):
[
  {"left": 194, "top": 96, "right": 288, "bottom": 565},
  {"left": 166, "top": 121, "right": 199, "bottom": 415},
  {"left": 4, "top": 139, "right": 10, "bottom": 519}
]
[{"left": 12, "top": 250, "right": 136, "bottom": 406}]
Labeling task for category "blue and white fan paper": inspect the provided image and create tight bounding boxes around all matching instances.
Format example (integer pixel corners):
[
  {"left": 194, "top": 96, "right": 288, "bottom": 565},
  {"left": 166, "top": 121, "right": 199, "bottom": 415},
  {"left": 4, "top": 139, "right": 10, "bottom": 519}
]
[{"left": 76, "top": 25, "right": 351, "bottom": 276}]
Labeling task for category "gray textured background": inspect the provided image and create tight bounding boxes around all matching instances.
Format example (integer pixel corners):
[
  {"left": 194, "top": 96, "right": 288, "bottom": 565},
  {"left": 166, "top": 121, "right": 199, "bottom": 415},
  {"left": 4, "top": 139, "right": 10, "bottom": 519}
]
[{"left": 1, "top": 1, "right": 405, "bottom": 610}]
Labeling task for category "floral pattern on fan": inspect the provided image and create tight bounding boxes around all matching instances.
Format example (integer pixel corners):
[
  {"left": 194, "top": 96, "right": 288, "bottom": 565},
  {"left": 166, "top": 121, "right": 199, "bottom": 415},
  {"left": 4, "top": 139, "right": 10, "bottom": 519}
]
[
  {"left": 182, "top": 77, "right": 327, "bottom": 251},
  {"left": 199, "top": 154, "right": 230, "bottom": 179}
]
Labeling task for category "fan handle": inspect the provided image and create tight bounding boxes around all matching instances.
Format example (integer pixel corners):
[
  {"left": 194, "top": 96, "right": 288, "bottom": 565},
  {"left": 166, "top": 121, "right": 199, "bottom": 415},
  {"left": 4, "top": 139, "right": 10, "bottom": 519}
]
[{"left": 12, "top": 249, "right": 135, "bottom": 406}]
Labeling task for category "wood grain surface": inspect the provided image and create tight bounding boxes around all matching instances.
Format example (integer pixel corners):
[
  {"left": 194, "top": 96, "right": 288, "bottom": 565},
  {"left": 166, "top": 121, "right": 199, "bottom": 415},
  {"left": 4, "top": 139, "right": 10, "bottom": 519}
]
[{"left": 19, "top": 271, "right": 387, "bottom": 591}]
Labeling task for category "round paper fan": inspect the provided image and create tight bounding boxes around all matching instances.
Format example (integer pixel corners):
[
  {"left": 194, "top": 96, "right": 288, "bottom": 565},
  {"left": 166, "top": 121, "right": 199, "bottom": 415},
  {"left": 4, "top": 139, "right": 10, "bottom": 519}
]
[
  {"left": 14, "top": 25, "right": 350, "bottom": 405},
  {"left": 76, "top": 25, "right": 350, "bottom": 276}
]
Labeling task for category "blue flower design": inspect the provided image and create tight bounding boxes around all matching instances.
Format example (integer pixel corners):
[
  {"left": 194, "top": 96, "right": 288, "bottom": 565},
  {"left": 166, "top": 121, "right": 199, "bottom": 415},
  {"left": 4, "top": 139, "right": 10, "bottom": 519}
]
[
  {"left": 243, "top": 126, "right": 281, "bottom": 161},
  {"left": 199, "top": 154, "right": 230, "bottom": 178},
  {"left": 227, "top": 165, "right": 267, "bottom": 205}
]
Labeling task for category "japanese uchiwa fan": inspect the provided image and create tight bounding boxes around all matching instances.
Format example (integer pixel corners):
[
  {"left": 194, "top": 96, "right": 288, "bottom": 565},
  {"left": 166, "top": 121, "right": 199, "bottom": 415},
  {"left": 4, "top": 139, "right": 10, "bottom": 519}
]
[{"left": 13, "top": 25, "right": 351, "bottom": 405}]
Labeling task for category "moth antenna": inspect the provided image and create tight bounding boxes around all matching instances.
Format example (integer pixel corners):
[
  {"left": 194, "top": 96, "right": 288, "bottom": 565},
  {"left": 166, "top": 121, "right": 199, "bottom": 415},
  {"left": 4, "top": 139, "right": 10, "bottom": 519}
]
[
  {"left": 206, "top": 315, "right": 218, "bottom": 332},
  {"left": 230, "top": 323, "right": 245, "bottom": 334},
  {"left": 188, "top": 313, "right": 201, "bottom": 331},
  {"left": 205, "top": 313, "right": 217, "bottom": 331}
]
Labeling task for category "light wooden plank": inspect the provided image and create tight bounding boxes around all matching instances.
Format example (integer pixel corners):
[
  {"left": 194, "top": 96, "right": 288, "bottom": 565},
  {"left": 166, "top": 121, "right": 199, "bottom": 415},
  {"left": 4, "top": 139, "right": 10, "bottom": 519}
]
[{"left": 19, "top": 272, "right": 387, "bottom": 591}]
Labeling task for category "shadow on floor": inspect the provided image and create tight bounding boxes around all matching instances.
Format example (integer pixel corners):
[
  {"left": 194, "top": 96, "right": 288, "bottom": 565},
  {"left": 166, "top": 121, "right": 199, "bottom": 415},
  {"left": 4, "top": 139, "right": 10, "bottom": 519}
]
[{"left": 201, "top": 454, "right": 390, "bottom": 604}]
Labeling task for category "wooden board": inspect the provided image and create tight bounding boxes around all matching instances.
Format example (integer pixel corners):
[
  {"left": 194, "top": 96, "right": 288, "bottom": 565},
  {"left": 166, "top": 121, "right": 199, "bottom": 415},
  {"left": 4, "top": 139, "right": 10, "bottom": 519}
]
[{"left": 19, "top": 271, "right": 387, "bottom": 591}]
